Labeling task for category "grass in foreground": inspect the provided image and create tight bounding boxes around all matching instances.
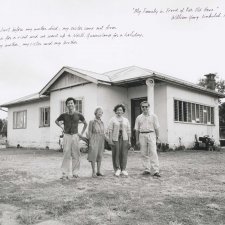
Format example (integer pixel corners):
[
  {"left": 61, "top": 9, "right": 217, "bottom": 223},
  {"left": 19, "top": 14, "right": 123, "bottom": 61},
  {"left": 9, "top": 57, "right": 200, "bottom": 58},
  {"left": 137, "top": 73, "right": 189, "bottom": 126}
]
[{"left": 0, "top": 148, "right": 225, "bottom": 225}]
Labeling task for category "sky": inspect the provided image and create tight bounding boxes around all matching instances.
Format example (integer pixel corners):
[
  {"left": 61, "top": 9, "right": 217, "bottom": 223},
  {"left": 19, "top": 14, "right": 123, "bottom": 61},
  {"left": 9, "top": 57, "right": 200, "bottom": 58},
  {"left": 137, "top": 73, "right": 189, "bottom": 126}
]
[{"left": 0, "top": 0, "right": 225, "bottom": 118}]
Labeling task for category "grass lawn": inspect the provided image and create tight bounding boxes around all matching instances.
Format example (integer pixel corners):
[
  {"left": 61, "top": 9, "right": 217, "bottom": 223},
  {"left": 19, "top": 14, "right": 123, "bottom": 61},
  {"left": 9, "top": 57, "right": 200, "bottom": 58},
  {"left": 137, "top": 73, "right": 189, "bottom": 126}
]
[{"left": 0, "top": 148, "right": 225, "bottom": 225}]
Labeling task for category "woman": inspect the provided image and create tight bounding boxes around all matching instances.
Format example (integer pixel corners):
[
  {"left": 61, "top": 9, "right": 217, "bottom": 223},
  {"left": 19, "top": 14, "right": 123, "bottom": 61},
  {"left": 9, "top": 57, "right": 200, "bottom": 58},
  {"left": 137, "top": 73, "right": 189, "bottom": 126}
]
[
  {"left": 87, "top": 107, "right": 105, "bottom": 178},
  {"left": 108, "top": 104, "right": 131, "bottom": 176}
]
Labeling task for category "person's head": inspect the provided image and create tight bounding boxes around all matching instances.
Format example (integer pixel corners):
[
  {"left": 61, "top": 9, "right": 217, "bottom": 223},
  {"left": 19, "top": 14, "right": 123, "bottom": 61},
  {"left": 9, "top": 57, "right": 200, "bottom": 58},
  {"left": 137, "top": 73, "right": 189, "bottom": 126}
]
[
  {"left": 140, "top": 101, "right": 150, "bottom": 114},
  {"left": 65, "top": 97, "right": 76, "bottom": 111},
  {"left": 94, "top": 107, "right": 103, "bottom": 118},
  {"left": 113, "top": 104, "right": 125, "bottom": 117}
]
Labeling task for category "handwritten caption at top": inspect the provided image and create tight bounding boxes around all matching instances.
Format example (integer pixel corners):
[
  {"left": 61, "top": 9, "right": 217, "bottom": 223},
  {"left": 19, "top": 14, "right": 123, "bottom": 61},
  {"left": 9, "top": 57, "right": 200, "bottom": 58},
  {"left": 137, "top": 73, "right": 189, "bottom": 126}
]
[
  {"left": 133, "top": 6, "right": 225, "bottom": 21},
  {"left": 0, "top": 25, "right": 143, "bottom": 48}
]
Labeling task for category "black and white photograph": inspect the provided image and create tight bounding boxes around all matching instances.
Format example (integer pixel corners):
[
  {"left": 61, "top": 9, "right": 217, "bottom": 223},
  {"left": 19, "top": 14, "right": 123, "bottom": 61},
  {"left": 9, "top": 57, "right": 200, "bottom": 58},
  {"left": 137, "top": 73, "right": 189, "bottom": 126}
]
[{"left": 0, "top": 0, "right": 225, "bottom": 224}]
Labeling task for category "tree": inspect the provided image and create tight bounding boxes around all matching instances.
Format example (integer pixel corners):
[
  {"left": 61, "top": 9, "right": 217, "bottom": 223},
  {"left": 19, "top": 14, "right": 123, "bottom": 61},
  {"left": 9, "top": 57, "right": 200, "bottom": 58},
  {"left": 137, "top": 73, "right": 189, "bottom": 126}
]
[
  {"left": 0, "top": 118, "right": 7, "bottom": 137},
  {"left": 197, "top": 75, "right": 225, "bottom": 94}
]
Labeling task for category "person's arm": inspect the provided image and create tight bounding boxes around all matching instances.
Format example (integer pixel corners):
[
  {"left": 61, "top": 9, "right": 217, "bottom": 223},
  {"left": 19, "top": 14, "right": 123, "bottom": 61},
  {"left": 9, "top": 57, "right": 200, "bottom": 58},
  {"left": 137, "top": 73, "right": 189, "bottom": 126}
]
[
  {"left": 127, "top": 119, "right": 131, "bottom": 145},
  {"left": 155, "top": 128, "right": 159, "bottom": 140},
  {"left": 88, "top": 120, "right": 93, "bottom": 139},
  {"left": 135, "top": 130, "right": 140, "bottom": 147},
  {"left": 134, "top": 117, "right": 140, "bottom": 148},
  {"left": 153, "top": 114, "right": 160, "bottom": 140},
  {"left": 55, "top": 115, "right": 64, "bottom": 132},
  {"left": 78, "top": 114, "right": 87, "bottom": 137},
  {"left": 80, "top": 120, "right": 87, "bottom": 136},
  {"left": 108, "top": 118, "right": 114, "bottom": 145}
]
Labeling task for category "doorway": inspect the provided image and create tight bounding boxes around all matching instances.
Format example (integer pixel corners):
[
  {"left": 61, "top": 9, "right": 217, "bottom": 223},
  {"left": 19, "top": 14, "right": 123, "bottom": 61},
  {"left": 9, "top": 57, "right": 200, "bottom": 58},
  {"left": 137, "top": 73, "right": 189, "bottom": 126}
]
[{"left": 131, "top": 97, "right": 147, "bottom": 147}]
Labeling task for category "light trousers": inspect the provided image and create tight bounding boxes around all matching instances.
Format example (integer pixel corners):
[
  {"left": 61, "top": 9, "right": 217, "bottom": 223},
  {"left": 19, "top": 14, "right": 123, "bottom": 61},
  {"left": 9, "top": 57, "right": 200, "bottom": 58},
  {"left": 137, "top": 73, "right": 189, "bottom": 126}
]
[
  {"left": 61, "top": 134, "right": 80, "bottom": 176},
  {"left": 139, "top": 132, "right": 159, "bottom": 174}
]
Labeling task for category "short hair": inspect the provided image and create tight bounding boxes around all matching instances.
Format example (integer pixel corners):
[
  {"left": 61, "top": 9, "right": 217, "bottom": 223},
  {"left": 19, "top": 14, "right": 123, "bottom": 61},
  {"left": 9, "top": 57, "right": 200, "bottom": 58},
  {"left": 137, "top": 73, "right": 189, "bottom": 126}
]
[
  {"left": 140, "top": 101, "right": 150, "bottom": 107},
  {"left": 94, "top": 107, "right": 103, "bottom": 115},
  {"left": 113, "top": 104, "right": 126, "bottom": 113},
  {"left": 66, "top": 97, "right": 76, "bottom": 105}
]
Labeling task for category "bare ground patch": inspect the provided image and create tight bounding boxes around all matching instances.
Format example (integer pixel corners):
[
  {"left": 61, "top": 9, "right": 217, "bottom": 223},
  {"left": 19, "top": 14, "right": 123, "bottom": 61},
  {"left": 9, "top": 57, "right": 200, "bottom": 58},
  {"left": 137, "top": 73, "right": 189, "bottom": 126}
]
[{"left": 0, "top": 148, "right": 225, "bottom": 225}]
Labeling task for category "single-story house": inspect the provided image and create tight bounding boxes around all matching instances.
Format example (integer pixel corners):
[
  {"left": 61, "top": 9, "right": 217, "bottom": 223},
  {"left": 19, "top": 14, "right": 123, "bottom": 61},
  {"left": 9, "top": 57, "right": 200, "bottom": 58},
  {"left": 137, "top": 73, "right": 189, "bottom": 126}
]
[{"left": 1, "top": 66, "right": 224, "bottom": 150}]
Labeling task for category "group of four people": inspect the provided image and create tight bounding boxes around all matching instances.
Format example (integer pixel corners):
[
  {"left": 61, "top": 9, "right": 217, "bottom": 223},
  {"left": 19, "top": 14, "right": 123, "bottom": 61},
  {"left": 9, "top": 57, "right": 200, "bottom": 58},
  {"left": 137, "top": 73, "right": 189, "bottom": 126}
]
[{"left": 55, "top": 97, "right": 161, "bottom": 180}]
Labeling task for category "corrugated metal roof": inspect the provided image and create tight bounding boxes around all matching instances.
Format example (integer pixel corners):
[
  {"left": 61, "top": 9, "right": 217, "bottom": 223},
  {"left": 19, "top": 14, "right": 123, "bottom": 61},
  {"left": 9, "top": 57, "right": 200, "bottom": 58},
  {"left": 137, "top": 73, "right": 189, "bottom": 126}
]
[
  {"left": 104, "top": 66, "right": 225, "bottom": 98},
  {"left": 66, "top": 66, "right": 111, "bottom": 82},
  {"left": 0, "top": 93, "right": 49, "bottom": 107},
  {"left": 1, "top": 65, "right": 224, "bottom": 108},
  {"left": 104, "top": 66, "right": 154, "bottom": 82}
]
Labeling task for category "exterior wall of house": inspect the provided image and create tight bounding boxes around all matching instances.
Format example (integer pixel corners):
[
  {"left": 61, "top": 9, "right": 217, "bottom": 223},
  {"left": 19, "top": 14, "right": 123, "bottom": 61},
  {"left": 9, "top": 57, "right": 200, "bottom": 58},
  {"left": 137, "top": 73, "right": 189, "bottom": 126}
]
[
  {"left": 167, "top": 84, "right": 220, "bottom": 148},
  {"left": 127, "top": 85, "right": 147, "bottom": 122},
  {"left": 154, "top": 84, "right": 168, "bottom": 144},
  {"left": 7, "top": 99, "right": 50, "bottom": 148},
  {"left": 49, "top": 83, "right": 98, "bottom": 149},
  {"left": 97, "top": 84, "right": 128, "bottom": 127}
]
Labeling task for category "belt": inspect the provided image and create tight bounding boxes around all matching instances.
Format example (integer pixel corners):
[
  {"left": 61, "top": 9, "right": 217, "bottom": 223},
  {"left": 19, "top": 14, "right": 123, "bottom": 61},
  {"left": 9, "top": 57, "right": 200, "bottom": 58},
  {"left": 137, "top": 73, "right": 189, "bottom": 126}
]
[
  {"left": 64, "top": 132, "right": 78, "bottom": 135},
  {"left": 140, "top": 131, "right": 154, "bottom": 133}
]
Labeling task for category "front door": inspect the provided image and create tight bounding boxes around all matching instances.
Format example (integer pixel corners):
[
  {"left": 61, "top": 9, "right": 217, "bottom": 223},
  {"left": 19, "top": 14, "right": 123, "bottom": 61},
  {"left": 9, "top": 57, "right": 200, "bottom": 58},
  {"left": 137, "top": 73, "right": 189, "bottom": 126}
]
[{"left": 131, "top": 97, "right": 147, "bottom": 147}]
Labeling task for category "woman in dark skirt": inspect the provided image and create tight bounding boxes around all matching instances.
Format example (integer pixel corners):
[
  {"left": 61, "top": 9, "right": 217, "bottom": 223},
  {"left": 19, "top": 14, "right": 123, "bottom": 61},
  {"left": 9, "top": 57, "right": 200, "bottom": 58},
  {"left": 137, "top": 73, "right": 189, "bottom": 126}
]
[{"left": 88, "top": 107, "right": 105, "bottom": 178}]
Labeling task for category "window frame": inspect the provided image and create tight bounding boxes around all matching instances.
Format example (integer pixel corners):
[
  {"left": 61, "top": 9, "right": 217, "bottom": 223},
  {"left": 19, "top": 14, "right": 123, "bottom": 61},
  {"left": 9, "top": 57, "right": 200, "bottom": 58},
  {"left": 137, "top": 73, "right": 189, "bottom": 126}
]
[
  {"left": 39, "top": 107, "right": 50, "bottom": 127},
  {"left": 60, "top": 97, "right": 84, "bottom": 114},
  {"left": 13, "top": 110, "right": 27, "bottom": 129},
  {"left": 174, "top": 98, "right": 215, "bottom": 125}
]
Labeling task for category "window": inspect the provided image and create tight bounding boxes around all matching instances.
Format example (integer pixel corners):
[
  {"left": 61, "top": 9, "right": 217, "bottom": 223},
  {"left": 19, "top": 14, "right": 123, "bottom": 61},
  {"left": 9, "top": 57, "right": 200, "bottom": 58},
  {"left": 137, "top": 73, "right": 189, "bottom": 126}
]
[
  {"left": 174, "top": 99, "right": 215, "bottom": 125},
  {"left": 187, "top": 103, "right": 192, "bottom": 122},
  {"left": 191, "top": 103, "right": 196, "bottom": 121},
  {"left": 211, "top": 107, "right": 214, "bottom": 124},
  {"left": 183, "top": 102, "right": 187, "bottom": 122},
  {"left": 199, "top": 105, "right": 203, "bottom": 123},
  {"left": 60, "top": 98, "right": 83, "bottom": 114},
  {"left": 40, "top": 107, "right": 50, "bottom": 127},
  {"left": 13, "top": 110, "right": 27, "bottom": 129}
]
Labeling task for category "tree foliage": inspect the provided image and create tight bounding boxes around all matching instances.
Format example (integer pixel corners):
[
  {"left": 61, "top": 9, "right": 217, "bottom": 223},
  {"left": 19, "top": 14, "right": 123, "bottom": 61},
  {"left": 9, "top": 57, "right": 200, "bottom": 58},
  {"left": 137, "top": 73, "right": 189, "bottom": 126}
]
[
  {"left": 197, "top": 75, "right": 225, "bottom": 127},
  {"left": 0, "top": 119, "right": 7, "bottom": 136},
  {"left": 197, "top": 76, "right": 225, "bottom": 94}
]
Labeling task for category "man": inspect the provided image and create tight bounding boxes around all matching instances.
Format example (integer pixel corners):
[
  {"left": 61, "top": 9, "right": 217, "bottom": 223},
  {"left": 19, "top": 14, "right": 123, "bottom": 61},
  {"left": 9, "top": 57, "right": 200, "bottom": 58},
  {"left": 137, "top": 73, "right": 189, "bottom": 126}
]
[
  {"left": 55, "top": 97, "right": 87, "bottom": 180},
  {"left": 135, "top": 101, "right": 161, "bottom": 177}
]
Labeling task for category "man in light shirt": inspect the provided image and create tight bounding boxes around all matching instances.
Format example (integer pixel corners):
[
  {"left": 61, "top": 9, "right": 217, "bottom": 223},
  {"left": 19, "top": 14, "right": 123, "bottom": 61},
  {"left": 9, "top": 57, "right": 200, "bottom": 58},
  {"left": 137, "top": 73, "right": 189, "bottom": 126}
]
[{"left": 135, "top": 101, "right": 161, "bottom": 177}]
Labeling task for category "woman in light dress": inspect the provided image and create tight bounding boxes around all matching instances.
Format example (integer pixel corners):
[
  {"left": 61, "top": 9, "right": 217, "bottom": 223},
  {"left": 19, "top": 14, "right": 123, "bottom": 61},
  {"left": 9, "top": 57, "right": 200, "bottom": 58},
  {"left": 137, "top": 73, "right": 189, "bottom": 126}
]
[
  {"left": 108, "top": 104, "right": 131, "bottom": 177},
  {"left": 87, "top": 107, "right": 105, "bottom": 178}
]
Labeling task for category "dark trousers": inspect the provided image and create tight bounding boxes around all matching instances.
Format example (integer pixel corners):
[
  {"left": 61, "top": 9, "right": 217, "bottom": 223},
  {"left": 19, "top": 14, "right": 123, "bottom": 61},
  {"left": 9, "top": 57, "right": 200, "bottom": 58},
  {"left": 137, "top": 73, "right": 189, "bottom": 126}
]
[{"left": 112, "top": 135, "right": 128, "bottom": 171}]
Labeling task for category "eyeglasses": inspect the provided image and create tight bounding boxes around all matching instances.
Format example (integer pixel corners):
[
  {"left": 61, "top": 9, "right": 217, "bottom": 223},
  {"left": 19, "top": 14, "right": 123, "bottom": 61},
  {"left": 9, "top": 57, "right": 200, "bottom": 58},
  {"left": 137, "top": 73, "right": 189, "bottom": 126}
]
[{"left": 141, "top": 106, "right": 149, "bottom": 108}]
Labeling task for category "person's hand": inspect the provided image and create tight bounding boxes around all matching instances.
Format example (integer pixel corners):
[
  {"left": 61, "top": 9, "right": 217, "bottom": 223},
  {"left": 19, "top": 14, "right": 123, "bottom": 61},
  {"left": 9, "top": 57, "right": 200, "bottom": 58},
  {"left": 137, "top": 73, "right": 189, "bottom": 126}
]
[
  {"left": 77, "top": 133, "right": 83, "bottom": 139},
  {"left": 156, "top": 136, "right": 160, "bottom": 144},
  {"left": 128, "top": 141, "right": 131, "bottom": 149},
  {"left": 108, "top": 140, "right": 115, "bottom": 146}
]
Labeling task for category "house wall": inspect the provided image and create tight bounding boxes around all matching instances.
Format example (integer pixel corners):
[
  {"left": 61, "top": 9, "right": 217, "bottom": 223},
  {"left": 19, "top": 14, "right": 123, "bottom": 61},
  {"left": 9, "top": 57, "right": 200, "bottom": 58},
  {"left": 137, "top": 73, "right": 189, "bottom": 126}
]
[
  {"left": 7, "top": 99, "right": 50, "bottom": 148},
  {"left": 167, "top": 85, "right": 220, "bottom": 148},
  {"left": 154, "top": 84, "right": 168, "bottom": 143},
  {"left": 97, "top": 84, "right": 128, "bottom": 127},
  {"left": 127, "top": 85, "right": 147, "bottom": 122},
  {"left": 49, "top": 83, "right": 98, "bottom": 149}
]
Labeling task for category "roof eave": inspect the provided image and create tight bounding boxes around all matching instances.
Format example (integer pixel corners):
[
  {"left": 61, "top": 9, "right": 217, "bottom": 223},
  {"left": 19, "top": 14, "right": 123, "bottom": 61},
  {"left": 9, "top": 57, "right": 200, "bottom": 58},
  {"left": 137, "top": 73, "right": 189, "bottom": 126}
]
[
  {"left": 113, "top": 75, "right": 225, "bottom": 98},
  {"left": 0, "top": 96, "right": 50, "bottom": 108}
]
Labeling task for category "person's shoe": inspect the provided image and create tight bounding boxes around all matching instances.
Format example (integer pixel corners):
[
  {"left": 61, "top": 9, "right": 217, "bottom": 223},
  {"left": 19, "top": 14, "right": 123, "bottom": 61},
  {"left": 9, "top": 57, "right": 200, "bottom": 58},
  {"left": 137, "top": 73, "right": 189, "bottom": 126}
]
[
  {"left": 115, "top": 169, "right": 121, "bottom": 176},
  {"left": 72, "top": 174, "right": 79, "bottom": 178},
  {"left": 121, "top": 170, "right": 128, "bottom": 176},
  {"left": 96, "top": 172, "right": 104, "bottom": 176},
  {"left": 142, "top": 171, "right": 151, "bottom": 175},
  {"left": 92, "top": 173, "right": 97, "bottom": 178},
  {"left": 60, "top": 175, "right": 69, "bottom": 180},
  {"left": 153, "top": 172, "right": 161, "bottom": 178}
]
